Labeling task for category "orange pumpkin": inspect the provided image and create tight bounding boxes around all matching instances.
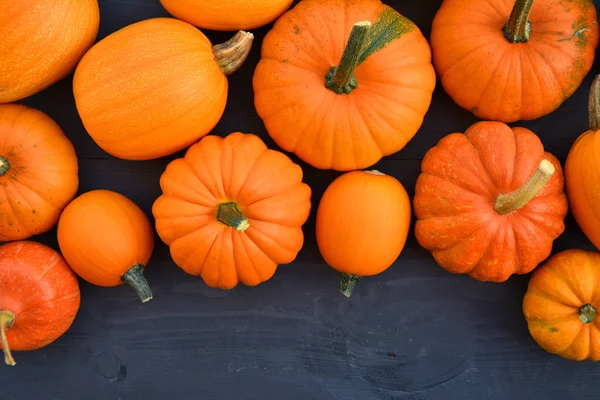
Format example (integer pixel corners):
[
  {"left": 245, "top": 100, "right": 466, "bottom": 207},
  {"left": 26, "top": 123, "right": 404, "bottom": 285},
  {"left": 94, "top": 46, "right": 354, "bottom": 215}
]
[
  {"left": 153, "top": 132, "right": 312, "bottom": 290},
  {"left": 160, "top": 0, "right": 293, "bottom": 31},
  {"left": 523, "top": 249, "right": 600, "bottom": 361},
  {"left": 57, "top": 190, "right": 154, "bottom": 303},
  {"left": 253, "top": 0, "right": 436, "bottom": 171},
  {"left": 0, "top": 0, "right": 99, "bottom": 102},
  {"left": 413, "top": 121, "right": 568, "bottom": 282},
  {"left": 73, "top": 18, "right": 254, "bottom": 160},
  {"left": 431, "top": 0, "right": 599, "bottom": 122},
  {"left": 0, "top": 104, "right": 79, "bottom": 242},
  {"left": 316, "top": 170, "right": 411, "bottom": 297},
  {"left": 0, "top": 241, "right": 80, "bottom": 366}
]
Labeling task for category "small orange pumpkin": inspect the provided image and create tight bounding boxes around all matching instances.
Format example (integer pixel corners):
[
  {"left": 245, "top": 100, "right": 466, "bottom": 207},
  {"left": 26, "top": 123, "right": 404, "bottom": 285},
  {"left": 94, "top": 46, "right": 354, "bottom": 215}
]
[
  {"left": 0, "top": 104, "right": 79, "bottom": 241},
  {"left": 57, "top": 190, "right": 154, "bottom": 303},
  {"left": 316, "top": 170, "right": 411, "bottom": 297},
  {"left": 523, "top": 249, "right": 600, "bottom": 361},
  {"left": 153, "top": 132, "right": 312, "bottom": 290},
  {"left": 73, "top": 18, "right": 254, "bottom": 160}
]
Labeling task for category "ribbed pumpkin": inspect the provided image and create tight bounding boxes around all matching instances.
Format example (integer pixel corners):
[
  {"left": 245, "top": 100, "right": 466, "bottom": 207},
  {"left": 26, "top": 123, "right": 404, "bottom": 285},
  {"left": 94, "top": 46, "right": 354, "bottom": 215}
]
[
  {"left": 414, "top": 121, "right": 568, "bottom": 282},
  {"left": 431, "top": 0, "right": 599, "bottom": 122},
  {"left": 253, "top": 0, "right": 436, "bottom": 171},
  {"left": 0, "top": 0, "right": 99, "bottom": 102},
  {"left": 153, "top": 132, "right": 312, "bottom": 290},
  {"left": 73, "top": 18, "right": 254, "bottom": 160},
  {"left": 0, "top": 104, "right": 79, "bottom": 241}
]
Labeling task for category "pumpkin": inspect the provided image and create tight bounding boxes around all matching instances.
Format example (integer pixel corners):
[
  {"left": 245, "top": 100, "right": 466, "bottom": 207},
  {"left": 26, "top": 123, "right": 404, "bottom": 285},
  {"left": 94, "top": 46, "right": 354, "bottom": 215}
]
[
  {"left": 152, "top": 132, "right": 312, "bottom": 290},
  {"left": 430, "top": 0, "right": 599, "bottom": 123},
  {"left": 57, "top": 190, "right": 154, "bottom": 303},
  {"left": 413, "top": 121, "right": 568, "bottom": 282},
  {"left": 159, "top": 0, "right": 293, "bottom": 31},
  {"left": 73, "top": 18, "right": 254, "bottom": 160},
  {"left": 0, "top": 104, "right": 79, "bottom": 242},
  {"left": 253, "top": 0, "right": 436, "bottom": 171},
  {"left": 523, "top": 249, "right": 600, "bottom": 361},
  {"left": 0, "top": 0, "right": 99, "bottom": 103},
  {"left": 0, "top": 241, "right": 80, "bottom": 366},
  {"left": 315, "top": 170, "right": 411, "bottom": 297}
]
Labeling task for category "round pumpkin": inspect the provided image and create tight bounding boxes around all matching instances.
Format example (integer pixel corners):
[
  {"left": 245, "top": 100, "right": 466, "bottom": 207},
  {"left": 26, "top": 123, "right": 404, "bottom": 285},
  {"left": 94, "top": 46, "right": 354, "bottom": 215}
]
[
  {"left": 0, "top": 104, "right": 79, "bottom": 242},
  {"left": 430, "top": 0, "right": 599, "bottom": 122},
  {"left": 0, "top": 0, "right": 99, "bottom": 103},
  {"left": 0, "top": 241, "right": 80, "bottom": 366},
  {"left": 57, "top": 190, "right": 155, "bottom": 303},
  {"left": 153, "top": 132, "right": 312, "bottom": 290},
  {"left": 160, "top": 0, "right": 293, "bottom": 31},
  {"left": 73, "top": 18, "right": 254, "bottom": 160},
  {"left": 523, "top": 249, "right": 600, "bottom": 361},
  {"left": 253, "top": 0, "right": 436, "bottom": 171},
  {"left": 316, "top": 170, "right": 411, "bottom": 297},
  {"left": 413, "top": 121, "right": 568, "bottom": 282}
]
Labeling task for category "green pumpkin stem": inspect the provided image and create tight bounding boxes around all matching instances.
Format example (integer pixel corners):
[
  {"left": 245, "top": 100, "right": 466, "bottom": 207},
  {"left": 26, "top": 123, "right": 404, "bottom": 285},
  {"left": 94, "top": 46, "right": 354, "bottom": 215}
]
[
  {"left": 0, "top": 156, "right": 10, "bottom": 177},
  {"left": 122, "top": 264, "right": 153, "bottom": 303},
  {"left": 212, "top": 31, "right": 254, "bottom": 76},
  {"left": 579, "top": 304, "right": 596, "bottom": 323},
  {"left": 325, "top": 21, "right": 372, "bottom": 94},
  {"left": 339, "top": 273, "right": 363, "bottom": 298},
  {"left": 589, "top": 75, "right": 600, "bottom": 130},
  {"left": 503, "top": 0, "right": 534, "bottom": 43},
  {"left": 217, "top": 202, "right": 250, "bottom": 232},
  {"left": 0, "top": 311, "right": 16, "bottom": 366}
]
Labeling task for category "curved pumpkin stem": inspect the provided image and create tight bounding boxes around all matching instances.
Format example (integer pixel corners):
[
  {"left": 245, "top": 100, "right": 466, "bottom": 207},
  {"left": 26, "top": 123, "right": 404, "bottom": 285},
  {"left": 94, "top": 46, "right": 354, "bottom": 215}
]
[
  {"left": 217, "top": 202, "right": 250, "bottom": 232},
  {"left": 0, "top": 156, "right": 10, "bottom": 177},
  {"left": 212, "top": 31, "right": 254, "bottom": 76},
  {"left": 580, "top": 304, "right": 596, "bottom": 323},
  {"left": 503, "top": 0, "right": 534, "bottom": 43},
  {"left": 589, "top": 74, "right": 600, "bottom": 130},
  {"left": 0, "top": 311, "right": 16, "bottom": 366},
  {"left": 494, "top": 159, "right": 555, "bottom": 215},
  {"left": 122, "top": 264, "right": 153, "bottom": 303},
  {"left": 339, "top": 273, "right": 363, "bottom": 298}
]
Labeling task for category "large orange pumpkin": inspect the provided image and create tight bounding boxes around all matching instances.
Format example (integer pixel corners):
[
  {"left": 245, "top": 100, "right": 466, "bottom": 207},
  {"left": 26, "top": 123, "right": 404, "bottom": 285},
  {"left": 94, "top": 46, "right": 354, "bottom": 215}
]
[
  {"left": 160, "top": 0, "right": 293, "bottom": 31},
  {"left": 316, "top": 170, "right": 411, "bottom": 297},
  {"left": 430, "top": 0, "right": 599, "bottom": 122},
  {"left": 253, "top": 0, "right": 436, "bottom": 171},
  {"left": 523, "top": 249, "right": 600, "bottom": 361},
  {"left": 414, "top": 121, "right": 568, "bottom": 282},
  {"left": 73, "top": 18, "right": 254, "bottom": 160},
  {"left": 57, "top": 190, "right": 155, "bottom": 303},
  {"left": 0, "top": 0, "right": 99, "bottom": 103},
  {"left": 0, "top": 241, "right": 80, "bottom": 366},
  {"left": 0, "top": 104, "right": 79, "bottom": 242},
  {"left": 153, "top": 132, "right": 312, "bottom": 290}
]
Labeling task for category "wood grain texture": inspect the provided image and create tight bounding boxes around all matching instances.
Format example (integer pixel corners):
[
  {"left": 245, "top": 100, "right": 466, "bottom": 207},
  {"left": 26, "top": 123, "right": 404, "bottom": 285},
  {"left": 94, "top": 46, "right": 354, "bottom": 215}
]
[{"left": 4, "top": 0, "right": 600, "bottom": 399}]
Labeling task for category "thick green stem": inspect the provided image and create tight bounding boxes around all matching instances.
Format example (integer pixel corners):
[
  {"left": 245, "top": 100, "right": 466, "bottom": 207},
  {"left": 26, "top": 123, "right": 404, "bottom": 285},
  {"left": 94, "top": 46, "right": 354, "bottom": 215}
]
[
  {"left": 589, "top": 74, "right": 600, "bottom": 130},
  {"left": 339, "top": 273, "right": 363, "bottom": 298},
  {"left": 122, "top": 264, "right": 153, "bottom": 303},
  {"left": 503, "top": 0, "right": 534, "bottom": 43},
  {"left": 217, "top": 202, "right": 250, "bottom": 232},
  {"left": 579, "top": 304, "right": 596, "bottom": 323},
  {"left": 0, "top": 156, "right": 10, "bottom": 177},
  {"left": 0, "top": 311, "right": 16, "bottom": 366},
  {"left": 212, "top": 31, "right": 254, "bottom": 76},
  {"left": 325, "top": 21, "right": 372, "bottom": 94}
]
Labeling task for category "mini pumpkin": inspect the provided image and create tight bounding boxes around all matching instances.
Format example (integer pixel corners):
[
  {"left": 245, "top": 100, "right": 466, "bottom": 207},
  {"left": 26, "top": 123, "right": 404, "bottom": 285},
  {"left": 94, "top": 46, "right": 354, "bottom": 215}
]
[{"left": 153, "top": 132, "right": 312, "bottom": 290}]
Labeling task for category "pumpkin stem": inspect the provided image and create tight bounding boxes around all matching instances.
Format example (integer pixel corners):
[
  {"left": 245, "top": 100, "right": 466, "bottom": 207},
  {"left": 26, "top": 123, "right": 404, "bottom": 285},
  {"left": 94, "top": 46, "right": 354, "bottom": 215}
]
[
  {"left": 325, "top": 21, "right": 372, "bottom": 94},
  {"left": 588, "top": 75, "right": 600, "bottom": 130},
  {"left": 0, "top": 156, "right": 10, "bottom": 177},
  {"left": 122, "top": 264, "right": 153, "bottom": 303},
  {"left": 0, "top": 311, "right": 16, "bottom": 366},
  {"left": 217, "top": 202, "right": 250, "bottom": 232},
  {"left": 503, "top": 0, "right": 534, "bottom": 43},
  {"left": 339, "top": 273, "right": 363, "bottom": 298},
  {"left": 579, "top": 304, "right": 596, "bottom": 323},
  {"left": 213, "top": 31, "right": 254, "bottom": 76},
  {"left": 494, "top": 159, "right": 555, "bottom": 215}
]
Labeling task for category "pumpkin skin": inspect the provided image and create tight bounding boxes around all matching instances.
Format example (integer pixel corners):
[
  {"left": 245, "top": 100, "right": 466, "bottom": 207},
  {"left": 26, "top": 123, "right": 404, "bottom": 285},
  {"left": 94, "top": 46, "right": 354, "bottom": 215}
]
[
  {"left": 316, "top": 170, "right": 411, "bottom": 297},
  {"left": 0, "top": 241, "right": 80, "bottom": 366},
  {"left": 523, "top": 249, "right": 600, "bottom": 361},
  {"left": 160, "top": 0, "right": 293, "bottom": 31},
  {"left": 73, "top": 18, "right": 254, "bottom": 160},
  {"left": 253, "top": 0, "right": 436, "bottom": 171},
  {"left": 414, "top": 121, "right": 568, "bottom": 282},
  {"left": 431, "top": 0, "right": 599, "bottom": 122},
  {"left": 0, "top": 0, "right": 99, "bottom": 103},
  {"left": 0, "top": 104, "right": 79, "bottom": 242},
  {"left": 57, "top": 190, "right": 155, "bottom": 303},
  {"left": 152, "top": 132, "right": 312, "bottom": 290}
]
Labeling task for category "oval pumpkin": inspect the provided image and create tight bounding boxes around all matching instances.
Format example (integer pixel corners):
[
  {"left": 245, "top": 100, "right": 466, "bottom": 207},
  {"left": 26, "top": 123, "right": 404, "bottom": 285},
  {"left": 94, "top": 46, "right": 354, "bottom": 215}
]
[
  {"left": 0, "top": 241, "right": 80, "bottom": 366},
  {"left": 0, "top": 0, "right": 99, "bottom": 102},
  {"left": 160, "top": 0, "right": 293, "bottom": 31},
  {"left": 57, "top": 190, "right": 154, "bottom": 303},
  {"left": 431, "top": 0, "right": 599, "bottom": 122},
  {"left": 316, "top": 170, "right": 411, "bottom": 297},
  {"left": 413, "top": 121, "right": 568, "bottom": 282},
  {"left": 523, "top": 249, "right": 600, "bottom": 361},
  {"left": 73, "top": 18, "right": 254, "bottom": 160},
  {"left": 152, "top": 132, "right": 312, "bottom": 290},
  {"left": 253, "top": 0, "right": 436, "bottom": 171},
  {"left": 0, "top": 104, "right": 79, "bottom": 241}
]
